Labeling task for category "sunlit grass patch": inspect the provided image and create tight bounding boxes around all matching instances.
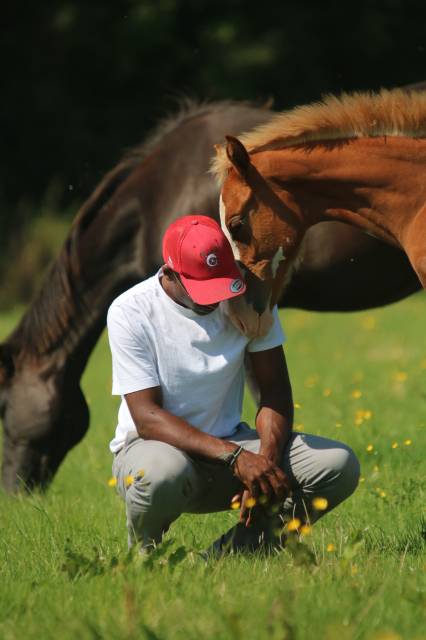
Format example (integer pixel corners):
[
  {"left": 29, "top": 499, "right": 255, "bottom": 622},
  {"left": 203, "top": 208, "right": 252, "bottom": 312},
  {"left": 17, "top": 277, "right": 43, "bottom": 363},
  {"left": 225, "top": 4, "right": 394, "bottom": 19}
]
[{"left": 0, "top": 293, "right": 425, "bottom": 639}]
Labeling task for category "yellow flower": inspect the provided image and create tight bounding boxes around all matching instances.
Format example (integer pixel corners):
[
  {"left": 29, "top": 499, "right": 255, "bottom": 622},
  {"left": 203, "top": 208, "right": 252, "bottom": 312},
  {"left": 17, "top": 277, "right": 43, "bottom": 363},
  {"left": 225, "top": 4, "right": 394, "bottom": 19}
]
[
  {"left": 354, "top": 409, "right": 373, "bottom": 426},
  {"left": 107, "top": 477, "right": 117, "bottom": 487},
  {"left": 403, "top": 439, "right": 412, "bottom": 446},
  {"left": 231, "top": 501, "right": 240, "bottom": 510},
  {"left": 326, "top": 543, "right": 335, "bottom": 552},
  {"left": 361, "top": 316, "right": 376, "bottom": 330},
  {"left": 323, "top": 388, "right": 332, "bottom": 397},
  {"left": 312, "top": 496, "right": 328, "bottom": 511},
  {"left": 304, "top": 375, "right": 318, "bottom": 388},
  {"left": 294, "top": 402, "right": 302, "bottom": 409},
  {"left": 379, "top": 490, "right": 386, "bottom": 498},
  {"left": 294, "top": 423, "right": 304, "bottom": 432},
  {"left": 393, "top": 371, "right": 408, "bottom": 382},
  {"left": 245, "top": 497, "right": 256, "bottom": 508},
  {"left": 391, "top": 442, "right": 399, "bottom": 449},
  {"left": 372, "top": 632, "right": 401, "bottom": 640},
  {"left": 366, "top": 444, "right": 374, "bottom": 452},
  {"left": 351, "top": 390, "right": 362, "bottom": 399},
  {"left": 300, "top": 524, "right": 311, "bottom": 536},
  {"left": 287, "top": 518, "right": 301, "bottom": 532},
  {"left": 335, "top": 422, "right": 342, "bottom": 428},
  {"left": 125, "top": 475, "right": 134, "bottom": 487}
]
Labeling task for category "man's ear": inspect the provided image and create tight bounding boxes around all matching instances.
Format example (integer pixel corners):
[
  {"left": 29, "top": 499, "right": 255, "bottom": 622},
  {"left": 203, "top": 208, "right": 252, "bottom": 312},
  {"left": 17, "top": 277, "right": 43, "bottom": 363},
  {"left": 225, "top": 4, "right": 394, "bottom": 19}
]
[
  {"left": 225, "top": 136, "right": 251, "bottom": 178},
  {"left": 0, "top": 344, "right": 15, "bottom": 385}
]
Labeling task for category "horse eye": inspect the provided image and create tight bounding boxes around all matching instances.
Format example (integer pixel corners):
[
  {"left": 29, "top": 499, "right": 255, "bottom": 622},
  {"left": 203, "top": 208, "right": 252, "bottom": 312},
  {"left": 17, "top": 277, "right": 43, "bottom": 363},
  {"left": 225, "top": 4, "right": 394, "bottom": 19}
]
[{"left": 228, "top": 216, "right": 249, "bottom": 243}]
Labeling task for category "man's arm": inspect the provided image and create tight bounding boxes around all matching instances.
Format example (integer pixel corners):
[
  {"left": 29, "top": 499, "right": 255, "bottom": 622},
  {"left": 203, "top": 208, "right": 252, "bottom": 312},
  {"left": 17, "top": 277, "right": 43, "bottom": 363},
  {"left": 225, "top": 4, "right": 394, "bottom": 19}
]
[
  {"left": 125, "top": 386, "right": 239, "bottom": 461},
  {"left": 125, "top": 387, "right": 288, "bottom": 499},
  {"left": 248, "top": 345, "right": 294, "bottom": 465}
]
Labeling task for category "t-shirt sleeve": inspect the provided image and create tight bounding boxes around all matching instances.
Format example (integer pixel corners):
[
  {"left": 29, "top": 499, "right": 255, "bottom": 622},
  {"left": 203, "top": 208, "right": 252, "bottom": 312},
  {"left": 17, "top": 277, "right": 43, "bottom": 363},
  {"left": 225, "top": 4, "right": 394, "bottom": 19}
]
[
  {"left": 107, "top": 304, "right": 160, "bottom": 395},
  {"left": 247, "top": 305, "right": 286, "bottom": 353}
]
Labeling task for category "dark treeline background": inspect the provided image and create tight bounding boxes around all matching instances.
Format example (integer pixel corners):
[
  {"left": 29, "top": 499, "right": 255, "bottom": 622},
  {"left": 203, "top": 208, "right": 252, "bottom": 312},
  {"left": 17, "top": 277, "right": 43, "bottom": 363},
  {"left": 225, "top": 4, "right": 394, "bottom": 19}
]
[{"left": 1, "top": 0, "right": 425, "bottom": 304}]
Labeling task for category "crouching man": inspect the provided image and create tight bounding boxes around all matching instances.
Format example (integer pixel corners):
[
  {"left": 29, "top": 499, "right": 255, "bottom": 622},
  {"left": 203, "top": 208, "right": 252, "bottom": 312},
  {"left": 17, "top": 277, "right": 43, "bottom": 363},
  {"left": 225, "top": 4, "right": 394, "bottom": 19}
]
[{"left": 107, "top": 215, "right": 359, "bottom": 554}]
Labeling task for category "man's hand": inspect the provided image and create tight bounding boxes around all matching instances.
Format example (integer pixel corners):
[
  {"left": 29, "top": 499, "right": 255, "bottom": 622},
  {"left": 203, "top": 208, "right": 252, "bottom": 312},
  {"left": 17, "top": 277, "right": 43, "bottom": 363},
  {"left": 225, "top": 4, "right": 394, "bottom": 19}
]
[{"left": 232, "top": 449, "right": 290, "bottom": 526}]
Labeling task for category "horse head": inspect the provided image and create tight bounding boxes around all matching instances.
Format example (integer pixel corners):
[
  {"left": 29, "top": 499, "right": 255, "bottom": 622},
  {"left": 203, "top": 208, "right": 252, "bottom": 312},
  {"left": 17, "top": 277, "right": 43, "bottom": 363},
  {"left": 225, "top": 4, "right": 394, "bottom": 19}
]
[
  {"left": 219, "top": 136, "right": 303, "bottom": 338},
  {"left": 0, "top": 344, "right": 89, "bottom": 492}
]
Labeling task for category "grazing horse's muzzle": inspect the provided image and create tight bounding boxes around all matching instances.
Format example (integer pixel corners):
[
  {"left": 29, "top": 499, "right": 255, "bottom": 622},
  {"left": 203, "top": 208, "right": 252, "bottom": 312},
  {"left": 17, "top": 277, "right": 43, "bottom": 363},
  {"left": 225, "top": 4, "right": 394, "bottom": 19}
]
[{"left": 1, "top": 434, "right": 54, "bottom": 493}]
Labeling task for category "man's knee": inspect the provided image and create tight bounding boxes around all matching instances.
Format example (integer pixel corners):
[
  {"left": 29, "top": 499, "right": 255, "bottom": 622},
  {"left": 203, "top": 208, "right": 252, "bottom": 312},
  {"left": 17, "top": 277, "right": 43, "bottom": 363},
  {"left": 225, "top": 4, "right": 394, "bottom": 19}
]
[{"left": 327, "top": 444, "right": 360, "bottom": 499}]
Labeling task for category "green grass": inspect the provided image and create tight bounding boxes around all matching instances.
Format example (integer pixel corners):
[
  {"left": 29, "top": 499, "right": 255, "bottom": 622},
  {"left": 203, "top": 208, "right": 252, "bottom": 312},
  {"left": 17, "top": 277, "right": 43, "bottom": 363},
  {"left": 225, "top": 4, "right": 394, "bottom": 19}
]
[{"left": 0, "top": 295, "right": 425, "bottom": 640}]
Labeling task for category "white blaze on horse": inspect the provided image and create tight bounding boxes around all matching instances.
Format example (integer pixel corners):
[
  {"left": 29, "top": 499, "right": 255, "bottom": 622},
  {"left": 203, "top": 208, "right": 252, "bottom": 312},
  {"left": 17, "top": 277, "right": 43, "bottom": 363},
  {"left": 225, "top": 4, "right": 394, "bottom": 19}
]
[{"left": 214, "top": 88, "right": 426, "bottom": 337}]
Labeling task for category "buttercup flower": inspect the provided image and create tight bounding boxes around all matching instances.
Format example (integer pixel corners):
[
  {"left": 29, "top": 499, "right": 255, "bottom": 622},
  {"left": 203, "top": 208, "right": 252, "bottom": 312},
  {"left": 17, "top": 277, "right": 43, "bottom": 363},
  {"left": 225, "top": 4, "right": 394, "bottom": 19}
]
[
  {"left": 287, "top": 518, "right": 301, "bottom": 531},
  {"left": 312, "top": 496, "right": 328, "bottom": 511},
  {"left": 125, "top": 475, "right": 134, "bottom": 487},
  {"left": 326, "top": 543, "right": 335, "bottom": 552},
  {"left": 108, "top": 477, "right": 117, "bottom": 487},
  {"left": 393, "top": 371, "right": 408, "bottom": 382}
]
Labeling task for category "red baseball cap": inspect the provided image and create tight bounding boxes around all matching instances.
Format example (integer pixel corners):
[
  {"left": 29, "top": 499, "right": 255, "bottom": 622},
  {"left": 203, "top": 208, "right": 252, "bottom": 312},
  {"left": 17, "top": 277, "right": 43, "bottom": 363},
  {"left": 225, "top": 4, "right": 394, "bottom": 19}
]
[{"left": 162, "top": 215, "right": 246, "bottom": 305}]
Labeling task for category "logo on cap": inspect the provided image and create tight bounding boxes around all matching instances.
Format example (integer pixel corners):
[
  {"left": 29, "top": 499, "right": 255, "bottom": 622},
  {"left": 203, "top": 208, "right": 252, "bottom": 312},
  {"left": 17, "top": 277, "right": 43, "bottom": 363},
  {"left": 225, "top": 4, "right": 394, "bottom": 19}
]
[
  {"left": 230, "top": 278, "right": 244, "bottom": 293},
  {"left": 206, "top": 252, "right": 218, "bottom": 267}
]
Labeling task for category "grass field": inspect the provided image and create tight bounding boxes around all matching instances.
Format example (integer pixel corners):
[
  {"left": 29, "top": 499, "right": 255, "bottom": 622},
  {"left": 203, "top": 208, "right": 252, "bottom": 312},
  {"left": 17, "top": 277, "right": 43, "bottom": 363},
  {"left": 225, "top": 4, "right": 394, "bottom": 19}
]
[{"left": 0, "top": 295, "right": 425, "bottom": 640}]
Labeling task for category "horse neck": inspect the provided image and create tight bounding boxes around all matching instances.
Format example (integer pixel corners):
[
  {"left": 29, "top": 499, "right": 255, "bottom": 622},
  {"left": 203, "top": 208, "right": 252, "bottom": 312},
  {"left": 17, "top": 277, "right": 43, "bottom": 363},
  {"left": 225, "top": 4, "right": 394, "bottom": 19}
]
[
  {"left": 8, "top": 169, "right": 152, "bottom": 379},
  {"left": 275, "top": 136, "right": 426, "bottom": 246}
]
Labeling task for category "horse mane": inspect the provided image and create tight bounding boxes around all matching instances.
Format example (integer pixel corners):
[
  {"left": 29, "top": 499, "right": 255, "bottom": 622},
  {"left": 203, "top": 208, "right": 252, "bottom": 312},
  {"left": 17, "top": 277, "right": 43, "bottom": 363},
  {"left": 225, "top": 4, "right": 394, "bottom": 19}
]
[
  {"left": 5, "top": 99, "right": 250, "bottom": 359},
  {"left": 211, "top": 88, "right": 426, "bottom": 183},
  {"left": 121, "top": 98, "right": 253, "bottom": 167}
]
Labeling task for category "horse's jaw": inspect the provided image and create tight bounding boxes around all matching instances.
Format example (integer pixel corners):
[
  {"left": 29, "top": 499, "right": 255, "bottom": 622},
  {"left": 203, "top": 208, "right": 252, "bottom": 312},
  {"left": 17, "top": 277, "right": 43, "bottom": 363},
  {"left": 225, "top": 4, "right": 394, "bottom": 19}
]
[{"left": 224, "top": 297, "right": 274, "bottom": 339}]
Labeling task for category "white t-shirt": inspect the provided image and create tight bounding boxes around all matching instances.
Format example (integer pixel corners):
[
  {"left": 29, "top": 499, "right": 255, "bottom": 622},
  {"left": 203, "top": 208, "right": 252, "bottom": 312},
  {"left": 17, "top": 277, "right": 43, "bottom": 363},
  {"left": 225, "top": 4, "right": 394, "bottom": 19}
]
[{"left": 107, "top": 271, "right": 285, "bottom": 453}]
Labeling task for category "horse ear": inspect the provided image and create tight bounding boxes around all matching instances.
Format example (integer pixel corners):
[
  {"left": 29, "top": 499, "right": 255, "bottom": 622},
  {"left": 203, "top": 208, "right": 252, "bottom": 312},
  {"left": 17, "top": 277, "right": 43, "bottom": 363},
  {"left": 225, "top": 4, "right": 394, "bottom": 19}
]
[
  {"left": 225, "top": 136, "right": 250, "bottom": 178},
  {"left": 0, "top": 344, "right": 15, "bottom": 384}
]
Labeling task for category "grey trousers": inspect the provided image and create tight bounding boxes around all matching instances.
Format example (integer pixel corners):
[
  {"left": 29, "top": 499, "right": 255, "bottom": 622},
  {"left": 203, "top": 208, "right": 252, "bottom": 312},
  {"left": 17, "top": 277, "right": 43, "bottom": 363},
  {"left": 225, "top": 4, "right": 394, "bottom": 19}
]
[{"left": 112, "top": 424, "right": 360, "bottom": 552}]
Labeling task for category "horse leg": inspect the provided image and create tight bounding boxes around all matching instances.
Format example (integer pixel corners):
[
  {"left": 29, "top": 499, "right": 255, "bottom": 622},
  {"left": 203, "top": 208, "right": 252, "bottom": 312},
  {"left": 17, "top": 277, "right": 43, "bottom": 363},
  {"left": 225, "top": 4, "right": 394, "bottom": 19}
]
[{"left": 403, "top": 205, "right": 426, "bottom": 288}]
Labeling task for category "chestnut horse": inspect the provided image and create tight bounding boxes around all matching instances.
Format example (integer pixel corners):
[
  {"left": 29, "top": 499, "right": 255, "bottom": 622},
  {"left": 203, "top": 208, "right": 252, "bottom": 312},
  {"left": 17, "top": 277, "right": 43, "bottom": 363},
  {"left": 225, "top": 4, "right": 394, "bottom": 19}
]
[
  {"left": 215, "top": 88, "right": 426, "bottom": 335},
  {"left": 0, "top": 88, "right": 424, "bottom": 492}
]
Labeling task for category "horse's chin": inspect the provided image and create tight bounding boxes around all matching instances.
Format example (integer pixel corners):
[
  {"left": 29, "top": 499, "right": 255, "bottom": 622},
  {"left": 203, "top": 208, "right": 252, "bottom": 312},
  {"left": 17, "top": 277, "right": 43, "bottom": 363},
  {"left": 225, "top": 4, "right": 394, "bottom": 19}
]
[{"left": 224, "top": 298, "right": 274, "bottom": 339}]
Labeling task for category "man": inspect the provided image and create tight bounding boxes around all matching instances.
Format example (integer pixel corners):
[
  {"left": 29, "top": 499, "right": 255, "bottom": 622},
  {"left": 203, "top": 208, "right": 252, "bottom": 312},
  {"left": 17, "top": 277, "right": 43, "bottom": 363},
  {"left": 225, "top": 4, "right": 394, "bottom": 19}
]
[{"left": 107, "top": 215, "right": 359, "bottom": 554}]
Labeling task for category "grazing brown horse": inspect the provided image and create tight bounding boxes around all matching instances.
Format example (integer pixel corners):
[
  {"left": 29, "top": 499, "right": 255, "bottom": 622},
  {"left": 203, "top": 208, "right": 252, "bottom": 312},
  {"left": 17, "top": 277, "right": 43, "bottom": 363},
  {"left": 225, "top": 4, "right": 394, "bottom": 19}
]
[
  {"left": 215, "top": 89, "right": 426, "bottom": 335},
  {"left": 0, "top": 88, "right": 423, "bottom": 492}
]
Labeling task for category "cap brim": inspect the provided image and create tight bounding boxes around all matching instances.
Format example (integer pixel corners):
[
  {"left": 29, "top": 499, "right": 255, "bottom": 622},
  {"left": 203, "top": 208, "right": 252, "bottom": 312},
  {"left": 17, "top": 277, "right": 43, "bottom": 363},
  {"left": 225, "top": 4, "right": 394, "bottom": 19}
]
[{"left": 181, "top": 272, "right": 246, "bottom": 305}]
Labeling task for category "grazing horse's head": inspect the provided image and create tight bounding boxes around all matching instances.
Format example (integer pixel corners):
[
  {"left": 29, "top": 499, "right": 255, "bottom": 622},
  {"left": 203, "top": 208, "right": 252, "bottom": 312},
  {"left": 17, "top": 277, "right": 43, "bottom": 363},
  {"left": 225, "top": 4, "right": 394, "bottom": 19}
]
[
  {"left": 0, "top": 343, "right": 89, "bottom": 492},
  {"left": 219, "top": 136, "right": 302, "bottom": 337}
]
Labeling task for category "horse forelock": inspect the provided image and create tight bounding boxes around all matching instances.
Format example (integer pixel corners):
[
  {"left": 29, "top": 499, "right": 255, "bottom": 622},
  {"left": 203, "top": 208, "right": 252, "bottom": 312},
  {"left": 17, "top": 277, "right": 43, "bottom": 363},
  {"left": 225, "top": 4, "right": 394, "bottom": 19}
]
[{"left": 211, "top": 88, "right": 426, "bottom": 183}]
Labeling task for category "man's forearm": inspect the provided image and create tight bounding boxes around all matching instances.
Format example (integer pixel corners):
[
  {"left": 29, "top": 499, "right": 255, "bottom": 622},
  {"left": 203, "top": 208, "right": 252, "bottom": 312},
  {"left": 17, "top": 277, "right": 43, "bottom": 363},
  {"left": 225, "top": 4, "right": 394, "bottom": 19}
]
[
  {"left": 256, "top": 405, "right": 293, "bottom": 464},
  {"left": 127, "top": 398, "right": 238, "bottom": 462}
]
